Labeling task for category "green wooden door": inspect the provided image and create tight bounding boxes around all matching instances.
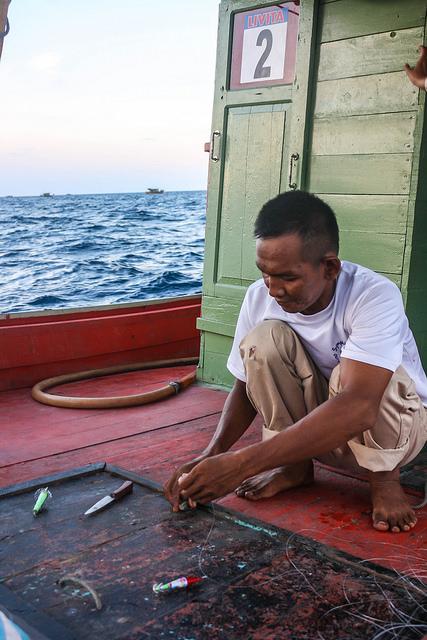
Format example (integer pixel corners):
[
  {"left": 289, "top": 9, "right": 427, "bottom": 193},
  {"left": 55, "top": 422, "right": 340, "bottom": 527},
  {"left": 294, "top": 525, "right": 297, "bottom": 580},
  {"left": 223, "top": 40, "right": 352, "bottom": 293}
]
[{"left": 198, "top": 0, "right": 317, "bottom": 386}]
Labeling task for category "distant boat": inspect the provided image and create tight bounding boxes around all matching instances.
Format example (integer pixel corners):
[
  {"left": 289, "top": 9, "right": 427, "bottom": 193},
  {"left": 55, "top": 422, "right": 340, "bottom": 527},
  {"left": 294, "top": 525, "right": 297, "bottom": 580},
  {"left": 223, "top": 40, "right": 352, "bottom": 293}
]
[
  {"left": 145, "top": 188, "right": 164, "bottom": 195},
  {"left": 41, "top": 192, "right": 54, "bottom": 197}
]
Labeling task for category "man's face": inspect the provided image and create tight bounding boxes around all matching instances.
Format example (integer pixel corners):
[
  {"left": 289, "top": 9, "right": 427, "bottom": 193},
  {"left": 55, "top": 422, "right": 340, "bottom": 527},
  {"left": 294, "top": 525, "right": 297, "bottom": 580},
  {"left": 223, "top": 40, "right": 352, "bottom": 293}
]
[{"left": 255, "top": 233, "right": 339, "bottom": 315}]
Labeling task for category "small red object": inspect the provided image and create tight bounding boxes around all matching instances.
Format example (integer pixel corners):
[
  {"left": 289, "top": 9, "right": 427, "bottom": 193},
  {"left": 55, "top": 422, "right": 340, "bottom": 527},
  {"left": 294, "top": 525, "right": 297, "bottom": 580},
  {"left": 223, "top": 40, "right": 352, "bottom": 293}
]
[
  {"left": 152, "top": 575, "right": 206, "bottom": 594},
  {"left": 185, "top": 576, "right": 204, "bottom": 587}
]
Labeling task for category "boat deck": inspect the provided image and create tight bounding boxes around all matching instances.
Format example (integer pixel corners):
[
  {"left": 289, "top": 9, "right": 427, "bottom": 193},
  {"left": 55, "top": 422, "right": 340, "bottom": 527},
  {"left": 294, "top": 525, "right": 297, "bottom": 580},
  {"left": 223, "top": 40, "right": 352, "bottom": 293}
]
[
  {"left": 1, "top": 364, "right": 426, "bottom": 565},
  {"left": 1, "top": 364, "right": 426, "bottom": 638}
]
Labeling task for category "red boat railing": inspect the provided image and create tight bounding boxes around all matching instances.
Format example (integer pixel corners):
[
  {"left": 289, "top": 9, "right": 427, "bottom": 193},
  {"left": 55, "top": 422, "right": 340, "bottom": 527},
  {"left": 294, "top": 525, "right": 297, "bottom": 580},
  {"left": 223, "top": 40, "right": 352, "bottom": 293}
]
[{"left": 0, "top": 295, "right": 201, "bottom": 391}]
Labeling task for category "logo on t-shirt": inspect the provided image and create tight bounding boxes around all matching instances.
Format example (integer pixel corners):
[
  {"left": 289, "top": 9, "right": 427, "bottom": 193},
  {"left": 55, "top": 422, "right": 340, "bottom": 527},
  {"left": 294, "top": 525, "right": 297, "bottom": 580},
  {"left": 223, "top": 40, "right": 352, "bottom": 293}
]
[{"left": 332, "top": 340, "right": 345, "bottom": 362}]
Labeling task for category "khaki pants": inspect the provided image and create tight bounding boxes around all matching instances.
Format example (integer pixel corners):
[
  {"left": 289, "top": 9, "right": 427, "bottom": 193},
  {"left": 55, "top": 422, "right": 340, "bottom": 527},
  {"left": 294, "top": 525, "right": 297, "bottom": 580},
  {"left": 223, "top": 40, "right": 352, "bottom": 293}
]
[{"left": 240, "top": 320, "right": 427, "bottom": 473}]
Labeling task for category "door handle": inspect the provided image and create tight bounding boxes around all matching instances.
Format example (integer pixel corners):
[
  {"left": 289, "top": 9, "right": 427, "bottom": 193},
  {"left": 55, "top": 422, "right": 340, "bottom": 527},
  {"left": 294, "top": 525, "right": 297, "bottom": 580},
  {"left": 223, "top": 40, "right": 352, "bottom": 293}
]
[
  {"left": 288, "top": 152, "right": 299, "bottom": 190},
  {"left": 210, "top": 130, "right": 221, "bottom": 162}
]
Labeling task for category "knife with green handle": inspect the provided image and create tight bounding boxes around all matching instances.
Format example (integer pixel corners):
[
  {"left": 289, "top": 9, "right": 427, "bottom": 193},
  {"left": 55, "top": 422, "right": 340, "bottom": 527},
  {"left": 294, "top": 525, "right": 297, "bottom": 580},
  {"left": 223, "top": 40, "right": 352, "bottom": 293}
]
[{"left": 84, "top": 480, "right": 133, "bottom": 516}]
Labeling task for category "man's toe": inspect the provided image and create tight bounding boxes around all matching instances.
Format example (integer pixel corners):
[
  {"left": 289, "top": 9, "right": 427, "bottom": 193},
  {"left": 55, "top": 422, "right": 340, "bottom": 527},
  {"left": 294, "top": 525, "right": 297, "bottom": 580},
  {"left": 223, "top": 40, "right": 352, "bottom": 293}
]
[
  {"left": 373, "top": 521, "right": 389, "bottom": 531},
  {"left": 402, "top": 514, "right": 413, "bottom": 529},
  {"left": 408, "top": 511, "right": 417, "bottom": 526},
  {"left": 236, "top": 483, "right": 253, "bottom": 497},
  {"left": 244, "top": 489, "right": 264, "bottom": 501},
  {"left": 372, "top": 512, "right": 389, "bottom": 531},
  {"left": 402, "top": 513, "right": 417, "bottom": 530}
]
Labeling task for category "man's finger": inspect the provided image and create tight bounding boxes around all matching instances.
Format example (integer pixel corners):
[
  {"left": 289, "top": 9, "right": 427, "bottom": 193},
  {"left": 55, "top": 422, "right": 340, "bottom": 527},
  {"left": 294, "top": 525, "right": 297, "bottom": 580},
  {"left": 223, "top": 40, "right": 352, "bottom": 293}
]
[
  {"left": 164, "top": 475, "right": 182, "bottom": 511},
  {"left": 163, "top": 476, "right": 175, "bottom": 498},
  {"left": 180, "top": 489, "right": 209, "bottom": 503},
  {"left": 177, "top": 471, "right": 194, "bottom": 490},
  {"left": 404, "top": 66, "right": 416, "bottom": 82},
  {"left": 190, "top": 491, "right": 216, "bottom": 504},
  {"left": 180, "top": 485, "right": 217, "bottom": 503},
  {"left": 177, "top": 473, "right": 199, "bottom": 508},
  {"left": 163, "top": 480, "right": 172, "bottom": 501},
  {"left": 172, "top": 481, "right": 183, "bottom": 511},
  {"left": 178, "top": 475, "right": 205, "bottom": 502}
]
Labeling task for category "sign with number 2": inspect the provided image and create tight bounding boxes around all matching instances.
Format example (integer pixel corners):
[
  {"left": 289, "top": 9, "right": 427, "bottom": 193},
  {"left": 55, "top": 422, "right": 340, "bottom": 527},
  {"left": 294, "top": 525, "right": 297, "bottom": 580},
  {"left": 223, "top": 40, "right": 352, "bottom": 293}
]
[{"left": 230, "top": 4, "right": 299, "bottom": 90}]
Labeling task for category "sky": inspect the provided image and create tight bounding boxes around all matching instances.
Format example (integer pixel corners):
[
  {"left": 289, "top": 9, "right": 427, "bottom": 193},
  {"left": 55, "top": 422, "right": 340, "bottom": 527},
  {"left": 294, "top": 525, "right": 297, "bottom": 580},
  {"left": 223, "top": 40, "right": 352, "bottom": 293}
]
[{"left": 0, "top": 1, "right": 219, "bottom": 196}]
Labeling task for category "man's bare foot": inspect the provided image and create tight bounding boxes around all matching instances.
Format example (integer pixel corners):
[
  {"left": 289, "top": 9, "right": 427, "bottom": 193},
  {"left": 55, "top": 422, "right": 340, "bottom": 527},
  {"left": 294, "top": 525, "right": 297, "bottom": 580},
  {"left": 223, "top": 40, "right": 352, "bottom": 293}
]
[
  {"left": 235, "top": 461, "right": 313, "bottom": 500},
  {"left": 369, "top": 469, "right": 417, "bottom": 533}
]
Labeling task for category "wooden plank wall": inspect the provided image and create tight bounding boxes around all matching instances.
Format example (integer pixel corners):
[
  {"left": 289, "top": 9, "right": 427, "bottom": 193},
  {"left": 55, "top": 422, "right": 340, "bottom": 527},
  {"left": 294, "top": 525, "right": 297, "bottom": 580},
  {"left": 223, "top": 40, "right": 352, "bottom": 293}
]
[
  {"left": 308, "top": 0, "right": 426, "bottom": 294},
  {"left": 405, "top": 102, "right": 427, "bottom": 362},
  {"left": 200, "top": 0, "right": 427, "bottom": 387}
]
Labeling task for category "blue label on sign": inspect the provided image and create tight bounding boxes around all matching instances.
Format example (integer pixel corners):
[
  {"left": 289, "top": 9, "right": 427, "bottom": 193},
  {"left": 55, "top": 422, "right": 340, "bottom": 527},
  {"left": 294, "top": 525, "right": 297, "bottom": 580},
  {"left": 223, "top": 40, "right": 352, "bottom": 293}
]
[{"left": 244, "top": 7, "right": 287, "bottom": 30}]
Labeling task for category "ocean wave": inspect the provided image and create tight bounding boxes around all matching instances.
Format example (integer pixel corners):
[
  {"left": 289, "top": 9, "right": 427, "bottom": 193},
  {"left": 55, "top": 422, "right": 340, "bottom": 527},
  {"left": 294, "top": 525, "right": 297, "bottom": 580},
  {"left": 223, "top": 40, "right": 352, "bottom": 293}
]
[
  {"left": 29, "top": 294, "right": 68, "bottom": 307},
  {"left": 0, "top": 190, "right": 206, "bottom": 312}
]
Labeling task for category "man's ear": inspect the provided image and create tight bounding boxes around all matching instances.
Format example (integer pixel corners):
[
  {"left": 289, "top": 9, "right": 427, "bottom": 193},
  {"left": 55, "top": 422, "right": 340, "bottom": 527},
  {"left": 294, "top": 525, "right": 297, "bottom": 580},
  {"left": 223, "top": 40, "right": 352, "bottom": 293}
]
[{"left": 322, "top": 255, "right": 341, "bottom": 281}]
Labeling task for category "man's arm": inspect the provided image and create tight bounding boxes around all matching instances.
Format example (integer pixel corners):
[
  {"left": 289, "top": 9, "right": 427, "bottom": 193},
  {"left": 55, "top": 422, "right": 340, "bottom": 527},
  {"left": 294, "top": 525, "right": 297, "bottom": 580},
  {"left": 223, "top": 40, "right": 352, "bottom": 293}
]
[
  {"left": 163, "top": 378, "right": 256, "bottom": 510},
  {"left": 178, "top": 358, "right": 393, "bottom": 503},
  {"left": 204, "top": 378, "right": 258, "bottom": 453}
]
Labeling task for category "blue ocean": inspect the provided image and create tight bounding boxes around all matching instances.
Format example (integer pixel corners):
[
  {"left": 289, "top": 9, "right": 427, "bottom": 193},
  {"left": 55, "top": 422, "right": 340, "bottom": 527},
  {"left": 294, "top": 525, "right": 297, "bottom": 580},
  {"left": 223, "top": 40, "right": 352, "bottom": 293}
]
[{"left": 0, "top": 191, "right": 206, "bottom": 314}]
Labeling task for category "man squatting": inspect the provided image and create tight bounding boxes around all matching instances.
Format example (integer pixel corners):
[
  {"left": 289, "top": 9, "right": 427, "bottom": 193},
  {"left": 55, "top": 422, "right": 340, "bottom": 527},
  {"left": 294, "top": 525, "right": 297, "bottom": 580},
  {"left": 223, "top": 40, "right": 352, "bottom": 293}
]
[{"left": 165, "top": 191, "right": 427, "bottom": 533}]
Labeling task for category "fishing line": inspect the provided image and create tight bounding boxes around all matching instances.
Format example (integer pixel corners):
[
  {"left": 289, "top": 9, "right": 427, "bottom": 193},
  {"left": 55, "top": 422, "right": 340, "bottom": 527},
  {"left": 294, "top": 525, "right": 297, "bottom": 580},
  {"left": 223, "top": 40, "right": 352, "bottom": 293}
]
[
  {"left": 197, "top": 503, "right": 219, "bottom": 580},
  {"left": 193, "top": 513, "right": 427, "bottom": 638},
  {"left": 318, "top": 546, "right": 427, "bottom": 638},
  {"left": 194, "top": 502, "right": 295, "bottom": 589}
]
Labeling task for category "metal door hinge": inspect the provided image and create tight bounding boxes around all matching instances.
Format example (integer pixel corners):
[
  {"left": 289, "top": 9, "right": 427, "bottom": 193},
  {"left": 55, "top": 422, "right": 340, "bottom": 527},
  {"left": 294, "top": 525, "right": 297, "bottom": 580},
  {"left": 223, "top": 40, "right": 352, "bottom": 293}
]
[{"left": 288, "top": 152, "right": 299, "bottom": 190}]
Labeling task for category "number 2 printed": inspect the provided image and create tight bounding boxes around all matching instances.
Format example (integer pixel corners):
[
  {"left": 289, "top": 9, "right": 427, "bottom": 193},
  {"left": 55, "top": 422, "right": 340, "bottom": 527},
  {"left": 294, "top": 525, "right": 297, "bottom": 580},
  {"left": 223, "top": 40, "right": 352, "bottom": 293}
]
[{"left": 254, "top": 29, "right": 273, "bottom": 79}]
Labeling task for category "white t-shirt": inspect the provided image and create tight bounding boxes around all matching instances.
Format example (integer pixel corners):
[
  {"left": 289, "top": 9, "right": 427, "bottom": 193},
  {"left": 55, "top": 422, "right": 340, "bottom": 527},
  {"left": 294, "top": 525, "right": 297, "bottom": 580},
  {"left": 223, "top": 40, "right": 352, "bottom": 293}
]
[{"left": 227, "top": 261, "right": 427, "bottom": 406}]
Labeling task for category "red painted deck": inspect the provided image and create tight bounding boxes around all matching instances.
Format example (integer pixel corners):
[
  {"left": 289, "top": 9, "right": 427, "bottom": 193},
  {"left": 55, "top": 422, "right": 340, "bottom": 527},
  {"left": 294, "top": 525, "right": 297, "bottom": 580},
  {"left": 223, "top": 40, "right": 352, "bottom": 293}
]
[{"left": 1, "top": 364, "right": 425, "bottom": 581}]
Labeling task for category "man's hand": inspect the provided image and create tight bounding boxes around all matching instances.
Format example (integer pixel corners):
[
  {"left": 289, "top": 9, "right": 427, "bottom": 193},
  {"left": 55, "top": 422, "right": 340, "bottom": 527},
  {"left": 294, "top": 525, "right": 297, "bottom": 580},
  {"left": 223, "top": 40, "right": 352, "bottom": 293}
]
[
  {"left": 163, "top": 454, "right": 210, "bottom": 512},
  {"left": 178, "top": 451, "right": 247, "bottom": 504},
  {"left": 163, "top": 378, "right": 257, "bottom": 512},
  {"left": 404, "top": 45, "right": 427, "bottom": 89}
]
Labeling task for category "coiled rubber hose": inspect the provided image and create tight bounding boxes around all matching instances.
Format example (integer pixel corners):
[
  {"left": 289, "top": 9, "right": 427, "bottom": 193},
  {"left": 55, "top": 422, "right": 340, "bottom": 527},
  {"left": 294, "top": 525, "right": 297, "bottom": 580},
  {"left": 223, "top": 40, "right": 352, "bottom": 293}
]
[{"left": 31, "top": 357, "right": 198, "bottom": 409}]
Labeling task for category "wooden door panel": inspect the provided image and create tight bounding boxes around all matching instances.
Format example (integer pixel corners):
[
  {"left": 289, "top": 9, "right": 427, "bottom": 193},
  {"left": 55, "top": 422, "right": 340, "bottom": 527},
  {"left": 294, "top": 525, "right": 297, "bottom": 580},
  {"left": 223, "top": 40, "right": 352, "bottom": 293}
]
[{"left": 216, "top": 103, "right": 288, "bottom": 290}]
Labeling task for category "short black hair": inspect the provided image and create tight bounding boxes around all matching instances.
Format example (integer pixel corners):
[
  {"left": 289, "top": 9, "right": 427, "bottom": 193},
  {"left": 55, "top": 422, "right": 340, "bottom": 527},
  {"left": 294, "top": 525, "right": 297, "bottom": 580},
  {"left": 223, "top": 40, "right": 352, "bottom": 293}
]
[{"left": 254, "top": 191, "right": 339, "bottom": 262}]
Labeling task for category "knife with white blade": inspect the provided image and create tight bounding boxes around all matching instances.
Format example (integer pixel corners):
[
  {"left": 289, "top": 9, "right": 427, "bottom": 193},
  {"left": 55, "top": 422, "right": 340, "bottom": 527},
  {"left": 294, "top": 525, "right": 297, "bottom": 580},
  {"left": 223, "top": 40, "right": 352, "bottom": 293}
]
[{"left": 84, "top": 480, "right": 133, "bottom": 516}]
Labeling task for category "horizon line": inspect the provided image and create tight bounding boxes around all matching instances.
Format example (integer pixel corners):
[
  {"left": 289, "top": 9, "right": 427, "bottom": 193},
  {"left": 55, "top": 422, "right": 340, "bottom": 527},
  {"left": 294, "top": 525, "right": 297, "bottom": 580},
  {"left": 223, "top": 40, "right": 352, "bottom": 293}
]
[{"left": 0, "top": 188, "right": 208, "bottom": 198}]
